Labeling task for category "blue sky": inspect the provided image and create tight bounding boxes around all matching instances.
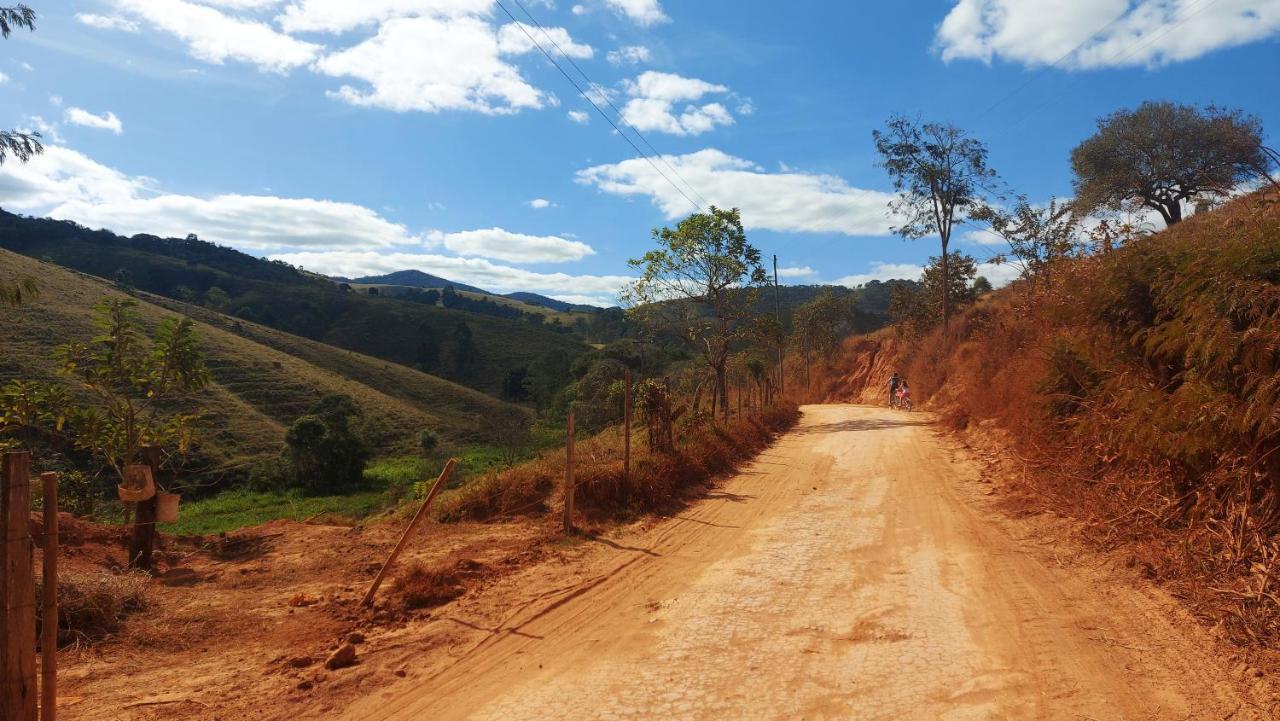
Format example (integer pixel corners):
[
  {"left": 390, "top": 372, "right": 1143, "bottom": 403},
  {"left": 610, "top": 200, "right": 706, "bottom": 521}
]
[{"left": 2, "top": 0, "right": 1278, "bottom": 305}]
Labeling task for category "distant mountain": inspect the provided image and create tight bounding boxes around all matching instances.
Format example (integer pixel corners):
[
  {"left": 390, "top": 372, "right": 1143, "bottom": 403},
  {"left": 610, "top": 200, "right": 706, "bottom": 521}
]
[
  {"left": 351, "top": 270, "right": 489, "bottom": 295},
  {"left": 503, "top": 292, "right": 602, "bottom": 314}
]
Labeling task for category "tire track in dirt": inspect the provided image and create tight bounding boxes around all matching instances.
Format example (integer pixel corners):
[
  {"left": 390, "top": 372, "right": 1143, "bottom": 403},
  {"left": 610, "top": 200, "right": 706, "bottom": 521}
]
[{"left": 342, "top": 405, "right": 1265, "bottom": 721}]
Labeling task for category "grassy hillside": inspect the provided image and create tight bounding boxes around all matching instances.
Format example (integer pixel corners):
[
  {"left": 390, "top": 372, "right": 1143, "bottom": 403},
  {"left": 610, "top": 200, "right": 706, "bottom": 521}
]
[
  {"left": 0, "top": 250, "right": 528, "bottom": 483},
  {"left": 0, "top": 211, "right": 590, "bottom": 396},
  {"left": 819, "top": 188, "right": 1280, "bottom": 649}
]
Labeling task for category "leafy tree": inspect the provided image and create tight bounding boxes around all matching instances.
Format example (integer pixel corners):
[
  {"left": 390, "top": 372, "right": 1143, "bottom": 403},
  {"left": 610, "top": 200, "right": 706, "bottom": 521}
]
[
  {"left": 1071, "top": 102, "right": 1274, "bottom": 226},
  {"left": 527, "top": 349, "right": 572, "bottom": 411},
  {"left": 873, "top": 117, "right": 998, "bottom": 328},
  {"left": 890, "top": 253, "right": 979, "bottom": 336},
  {"left": 790, "top": 291, "right": 852, "bottom": 386},
  {"left": 0, "top": 4, "right": 42, "bottom": 308},
  {"left": 972, "top": 276, "right": 993, "bottom": 295},
  {"left": 625, "top": 207, "right": 767, "bottom": 419},
  {"left": 451, "top": 321, "right": 478, "bottom": 377},
  {"left": 501, "top": 366, "right": 530, "bottom": 402},
  {"left": 418, "top": 428, "right": 439, "bottom": 455},
  {"left": 283, "top": 394, "right": 371, "bottom": 493},
  {"left": 53, "top": 298, "right": 210, "bottom": 480},
  {"left": 974, "top": 196, "right": 1080, "bottom": 291},
  {"left": 414, "top": 323, "right": 440, "bottom": 371}
]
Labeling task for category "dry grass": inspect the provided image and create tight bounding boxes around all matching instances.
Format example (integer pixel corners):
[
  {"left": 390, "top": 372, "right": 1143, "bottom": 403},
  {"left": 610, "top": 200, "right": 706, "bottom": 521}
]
[
  {"left": 434, "top": 404, "right": 800, "bottom": 523},
  {"left": 822, "top": 188, "right": 1280, "bottom": 651},
  {"left": 38, "top": 568, "right": 151, "bottom": 647},
  {"left": 390, "top": 561, "right": 469, "bottom": 610}
]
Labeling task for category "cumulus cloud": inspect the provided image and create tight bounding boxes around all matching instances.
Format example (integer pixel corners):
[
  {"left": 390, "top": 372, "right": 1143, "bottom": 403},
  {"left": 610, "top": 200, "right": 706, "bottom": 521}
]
[
  {"left": 314, "top": 16, "right": 562, "bottom": 114},
  {"left": 275, "top": 0, "right": 493, "bottom": 33},
  {"left": 619, "top": 71, "right": 736, "bottom": 136},
  {"left": 75, "top": 13, "right": 140, "bottom": 32},
  {"left": 567, "top": 110, "right": 591, "bottom": 124},
  {"left": 831, "top": 260, "right": 1020, "bottom": 288},
  {"left": 427, "top": 227, "right": 594, "bottom": 263},
  {"left": 607, "top": 44, "right": 651, "bottom": 65},
  {"left": 604, "top": 0, "right": 668, "bottom": 26},
  {"left": 0, "top": 72, "right": 7, "bottom": 84},
  {"left": 578, "top": 149, "right": 898, "bottom": 235},
  {"left": 65, "top": 108, "right": 124, "bottom": 135},
  {"left": 936, "top": 0, "right": 1280, "bottom": 69},
  {"left": 527, "top": 198, "right": 556, "bottom": 209},
  {"left": 776, "top": 266, "right": 817, "bottom": 279},
  {"left": 269, "top": 250, "right": 632, "bottom": 299},
  {"left": 113, "top": 0, "right": 321, "bottom": 73},
  {"left": 0, "top": 146, "right": 419, "bottom": 250},
  {"left": 497, "top": 22, "right": 593, "bottom": 58}
]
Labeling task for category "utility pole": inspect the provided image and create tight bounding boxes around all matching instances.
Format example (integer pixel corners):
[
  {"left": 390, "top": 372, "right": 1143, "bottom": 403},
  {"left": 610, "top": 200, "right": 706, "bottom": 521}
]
[{"left": 774, "top": 255, "right": 784, "bottom": 399}]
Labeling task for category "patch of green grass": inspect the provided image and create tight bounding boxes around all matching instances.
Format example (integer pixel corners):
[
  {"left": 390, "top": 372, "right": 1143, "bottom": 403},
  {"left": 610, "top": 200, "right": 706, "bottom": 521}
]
[{"left": 159, "top": 487, "right": 393, "bottom": 536}]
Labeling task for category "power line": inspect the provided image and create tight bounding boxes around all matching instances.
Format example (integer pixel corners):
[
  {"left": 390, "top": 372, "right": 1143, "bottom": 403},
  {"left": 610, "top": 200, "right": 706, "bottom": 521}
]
[
  {"left": 510, "top": 0, "right": 712, "bottom": 210},
  {"left": 493, "top": 0, "right": 705, "bottom": 213}
]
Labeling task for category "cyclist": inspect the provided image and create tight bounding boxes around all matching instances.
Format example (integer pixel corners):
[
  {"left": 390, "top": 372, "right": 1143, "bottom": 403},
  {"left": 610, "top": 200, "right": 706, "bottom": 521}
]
[
  {"left": 897, "top": 380, "right": 912, "bottom": 411},
  {"left": 888, "top": 372, "right": 900, "bottom": 408}
]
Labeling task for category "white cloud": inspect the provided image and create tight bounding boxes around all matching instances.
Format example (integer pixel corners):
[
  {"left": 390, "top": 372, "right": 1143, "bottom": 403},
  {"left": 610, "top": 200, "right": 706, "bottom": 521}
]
[
  {"left": 831, "top": 260, "right": 1020, "bottom": 288},
  {"left": 936, "top": 0, "right": 1280, "bottom": 69},
  {"left": 619, "top": 71, "right": 735, "bottom": 136},
  {"left": 114, "top": 0, "right": 321, "bottom": 73},
  {"left": 18, "top": 116, "right": 64, "bottom": 144},
  {"left": 567, "top": 110, "right": 591, "bottom": 124},
  {"left": 776, "top": 266, "right": 817, "bottom": 279},
  {"left": 427, "top": 227, "right": 594, "bottom": 263},
  {"left": 497, "top": 22, "right": 593, "bottom": 58},
  {"left": 607, "top": 44, "right": 651, "bottom": 65},
  {"left": 605, "top": 0, "right": 668, "bottom": 26},
  {"left": 65, "top": 108, "right": 124, "bottom": 135},
  {"left": 527, "top": 198, "right": 555, "bottom": 209},
  {"left": 0, "top": 72, "right": 7, "bottom": 84},
  {"left": 578, "top": 149, "right": 898, "bottom": 235},
  {"left": 314, "top": 16, "right": 554, "bottom": 114},
  {"left": 276, "top": 0, "right": 493, "bottom": 33},
  {"left": 269, "top": 250, "right": 632, "bottom": 297},
  {"left": 0, "top": 146, "right": 419, "bottom": 251},
  {"left": 572, "top": 4, "right": 587, "bottom": 15},
  {"left": 75, "top": 13, "right": 140, "bottom": 32}
]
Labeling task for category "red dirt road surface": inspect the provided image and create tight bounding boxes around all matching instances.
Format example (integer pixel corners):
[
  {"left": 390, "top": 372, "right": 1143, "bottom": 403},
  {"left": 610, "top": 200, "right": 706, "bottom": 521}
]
[{"left": 342, "top": 404, "right": 1270, "bottom": 720}]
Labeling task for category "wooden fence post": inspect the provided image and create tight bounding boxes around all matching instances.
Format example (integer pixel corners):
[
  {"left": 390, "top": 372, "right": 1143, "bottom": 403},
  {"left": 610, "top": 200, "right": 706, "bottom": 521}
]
[
  {"left": 623, "top": 370, "right": 632, "bottom": 481},
  {"left": 40, "top": 472, "right": 56, "bottom": 721},
  {"left": 361, "top": 458, "right": 458, "bottom": 607},
  {"left": 127, "top": 447, "right": 162, "bottom": 571},
  {"left": 2, "top": 451, "right": 37, "bottom": 721},
  {"left": 563, "top": 411, "right": 576, "bottom": 534}
]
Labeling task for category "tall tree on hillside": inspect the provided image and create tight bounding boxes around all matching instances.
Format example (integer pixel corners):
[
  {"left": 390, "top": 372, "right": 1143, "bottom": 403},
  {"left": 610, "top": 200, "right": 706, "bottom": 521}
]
[
  {"left": 625, "top": 206, "right": 767, "bottom": 420},
  {"left": 451, "top": 321, "right": 478, "bottom": 377},
  {"left": 890, "top": 253, "right": 980, "bottom": 337},
  {"left": 1071, "top": 102, "right": 1275, "bottom": 226},
  {"left": 873, "top": 117, "right": 998, "bottom": 329},
  {"left": 974, "top": 196, "right": 1081, "bottom": 291},
  {"left": 0, "top": 4, "right": 42, "bottom": 308},
  {"left": 790, "top": 291, "right": 852, "bottom": 389}
]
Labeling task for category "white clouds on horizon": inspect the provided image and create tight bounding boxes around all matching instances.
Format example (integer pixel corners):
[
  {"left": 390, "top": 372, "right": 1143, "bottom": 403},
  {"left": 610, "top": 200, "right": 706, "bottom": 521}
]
[
  {"left": 427, "top": 227, "right": 595, "bottom": 263},
  {"left": 937, "top": 0, "right": 1280, "bottom": 69},
  {"left": 578, "top": 149, "right": 898, "bottom": 236},
  {"left": 830, "top": 260, "right": 1020, "bottom": 288},
  {"left": 604, "top": 0, "right": 669, "bottom": 26},
  {"left": 65, "top": 108, "right": 124, "bottom": 134},
  {"left": 74, "top": 13, "right": 140, "bottom": 32}
]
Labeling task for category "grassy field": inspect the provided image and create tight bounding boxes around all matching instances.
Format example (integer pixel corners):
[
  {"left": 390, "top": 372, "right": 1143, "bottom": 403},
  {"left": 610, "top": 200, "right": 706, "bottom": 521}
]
[{"left": 0, "top": 250, "right": 529, "bottom": 484}]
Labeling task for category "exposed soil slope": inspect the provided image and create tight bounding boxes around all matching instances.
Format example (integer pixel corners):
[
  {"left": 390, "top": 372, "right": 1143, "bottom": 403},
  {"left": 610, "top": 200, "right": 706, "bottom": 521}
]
[{"left": 341, "top": 405, "right": 1272, "bottom": 720}]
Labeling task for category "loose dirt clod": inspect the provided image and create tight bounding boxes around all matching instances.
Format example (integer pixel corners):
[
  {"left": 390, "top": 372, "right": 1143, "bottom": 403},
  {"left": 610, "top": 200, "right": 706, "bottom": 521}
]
[{"left": 325, "top": 643, "right": 358, "bottom": 670}]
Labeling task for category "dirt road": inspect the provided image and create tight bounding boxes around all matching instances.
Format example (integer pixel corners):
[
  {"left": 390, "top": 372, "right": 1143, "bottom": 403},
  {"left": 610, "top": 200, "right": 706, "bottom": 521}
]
[{"left": 343, "top": 405, "right": 1264, "bottom": 720}]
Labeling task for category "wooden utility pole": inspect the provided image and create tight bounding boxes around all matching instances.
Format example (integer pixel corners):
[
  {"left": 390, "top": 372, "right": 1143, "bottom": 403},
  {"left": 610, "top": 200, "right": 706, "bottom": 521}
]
[
  {"left": 623, "top": 370, "right": 632, "bottom": 480},
  {"left": 361, "top": 458, "right": 457, "bottom": 607},
  {"left": 2, "top": 451, "right": 37, "bottom": 721},
  {"left": 128, "top": 447, "right": 163, "bottom": 571},
  {"left": 40, "top": 472, "right": 56, "bottom": 721},
  {"left": 563, "top": 411, "right": 576, "bottom": 534}
]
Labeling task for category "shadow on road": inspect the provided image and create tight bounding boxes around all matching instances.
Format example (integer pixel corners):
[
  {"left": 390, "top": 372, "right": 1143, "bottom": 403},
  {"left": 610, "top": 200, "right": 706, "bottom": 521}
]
[{"left": 796, "top": 416, "right": 931, "bottom": 436}]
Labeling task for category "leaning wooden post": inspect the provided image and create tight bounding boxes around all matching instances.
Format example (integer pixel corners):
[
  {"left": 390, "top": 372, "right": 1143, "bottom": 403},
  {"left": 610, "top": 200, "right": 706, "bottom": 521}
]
[
  {"left": 127, "top": 447, "right": 162, "bottom": 571},
  {"left": 563, "top": 411, "right": 576, "bottom": 534},
  {"left": 2, "top": 451, "right": 37, "bottom": 721},
  {"left": 623, "top": 370, "right": 632, "bottom": 481},
  {"left": 360, "top": 458, "right": 457, "bottom": 607},
  {"left": 39, "top": 472, "right": 56, "bottom": 721}
]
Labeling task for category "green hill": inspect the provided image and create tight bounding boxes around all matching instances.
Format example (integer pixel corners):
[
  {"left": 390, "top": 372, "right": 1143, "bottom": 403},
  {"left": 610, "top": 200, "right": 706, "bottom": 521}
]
[
  {"left": 0, "top": 210, "right": 591, "bottom": 396},
  {"left": 0, "top": 250, "right": 528, "bottom": 484}
]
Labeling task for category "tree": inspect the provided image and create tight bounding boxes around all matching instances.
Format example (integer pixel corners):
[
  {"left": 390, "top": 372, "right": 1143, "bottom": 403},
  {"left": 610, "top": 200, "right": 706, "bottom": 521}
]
[
  {"left": 284, "top": 394, "right": 371, "bottom": 492},
  {"left": 890, "top": 253, "right": 979, "bottom": 336},
  {"left": 451, "top": 321, "right": 478, "bottom": 377},
  {"left": 625, "top": 207, "right": 767, "bottom": 419},
  {"left": 501, "top": 366, "right": 530, "bottom": 402},
  {"left": 414, "top": 323, "right": 439, "bottom": 371},
  {"left": 1, "top": 5, "right": 42, "bottom": 307},
  {"left": 53, "top": 298, "right": 210, "bottom": 482},
  {"left": 974, "top": 196, "right": 1080, "bottom": 291},
  {"left": 873, "top": 117, "right": 997, "bottom": 329},
  {"left": 790, "top": 292, "right": 852, "bottom": 387},
  {"left": 1071, "top": 102, "right": 1274, "bottom": 226}
]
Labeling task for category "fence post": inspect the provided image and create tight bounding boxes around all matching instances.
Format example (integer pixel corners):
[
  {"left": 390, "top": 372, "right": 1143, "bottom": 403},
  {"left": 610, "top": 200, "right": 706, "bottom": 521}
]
[
  {"left": 563, "top": 411, "right": 576, "bottom": 534},
  {"left": 361, "top": 458, "right": 458, "bottom": 607},
  {"left": 40, "top": 472, "right": 56, "bottom": 721},
  {"left": 2, "top": 451, "right": 37, "bottom": 721},
  {"left": 623, "top": 370, "right": 632, "bottom": 481},
  {"left": 127, "top": 447, "right": 162, "bottom": 571}
]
